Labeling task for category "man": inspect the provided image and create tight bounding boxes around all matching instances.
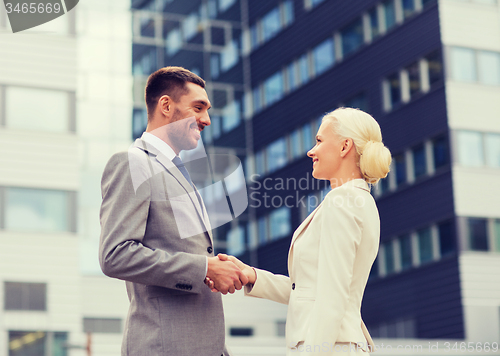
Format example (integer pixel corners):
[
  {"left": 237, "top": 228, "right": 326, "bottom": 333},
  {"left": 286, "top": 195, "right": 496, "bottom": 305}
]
[{"left": 99, "top": 67, "right": 247, "bottom": 356}]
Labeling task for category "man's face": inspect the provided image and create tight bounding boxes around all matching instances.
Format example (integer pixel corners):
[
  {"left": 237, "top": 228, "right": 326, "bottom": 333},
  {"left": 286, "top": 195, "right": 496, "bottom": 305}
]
[{"left": 166, "top": 82, "right": 211, "bottom": 154}]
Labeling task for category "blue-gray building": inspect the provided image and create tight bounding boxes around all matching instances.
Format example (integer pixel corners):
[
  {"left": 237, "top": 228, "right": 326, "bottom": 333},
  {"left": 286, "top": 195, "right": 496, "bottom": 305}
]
[{"left": 131, "top": 0, "right": 500, "bottom": 343}]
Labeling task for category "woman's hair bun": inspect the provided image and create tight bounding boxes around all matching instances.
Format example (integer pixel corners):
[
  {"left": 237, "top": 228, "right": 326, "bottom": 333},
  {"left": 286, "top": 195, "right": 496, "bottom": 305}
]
[{"left": 359, "top": 140, "right": 392, "bottom": 184}]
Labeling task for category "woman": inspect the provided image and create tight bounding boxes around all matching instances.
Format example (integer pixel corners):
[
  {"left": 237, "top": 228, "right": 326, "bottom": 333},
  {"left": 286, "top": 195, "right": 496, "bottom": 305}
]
[{"left": 209, "top": 108, "right": 391, "bottom": 355}]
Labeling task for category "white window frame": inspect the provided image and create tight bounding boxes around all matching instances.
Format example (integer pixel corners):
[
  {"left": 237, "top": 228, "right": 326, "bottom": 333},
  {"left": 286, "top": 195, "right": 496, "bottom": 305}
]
[
  {"left": 431, "top": 224, "right": 440, "bottom": 260},
  {"left": 420, "top": 58, "right": 431, "bottom": 93},
  {"left": 400, "top": 69, "right": 411, "bottom": 103},
  {"left": 362, "top": 12, "right": 372, "bottom": 44},
  {"left": 395, "top": 0, "right": 404, "bottom": 24},
  {"left": 406, "top": 149, "right": 415, "bottom": 184},
  {"left": 425, "top": 140, "right": 435, "bottom": 175}
]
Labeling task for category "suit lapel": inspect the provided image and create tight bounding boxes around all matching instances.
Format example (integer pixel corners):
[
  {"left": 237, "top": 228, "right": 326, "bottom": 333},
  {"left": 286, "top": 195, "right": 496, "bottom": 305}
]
[
  {"left": 287, "top": 202, "right": 323, "bottom": 273},
  {"left": 134, "top": 139, "right": 213, "bottom": 240}
]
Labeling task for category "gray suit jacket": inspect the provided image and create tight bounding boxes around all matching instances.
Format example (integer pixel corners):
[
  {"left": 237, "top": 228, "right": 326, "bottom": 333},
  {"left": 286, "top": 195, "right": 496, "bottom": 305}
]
[{"left": 99, "top": 138, "right": 230, "bottom": 356}]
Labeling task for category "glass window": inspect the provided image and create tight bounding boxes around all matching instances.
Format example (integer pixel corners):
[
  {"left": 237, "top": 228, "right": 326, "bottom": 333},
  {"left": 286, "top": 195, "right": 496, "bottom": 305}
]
[
  {"left": 407, "top": 62, "right": 421, "bottom": 98},
  {"left": 262, "top": 7, "right": 281, "bottom": 42},
  {"left": 457, "top": 131, "right": 484, "bottom": 166},
  {"left": 298, "top": 54, "right": 310, "bottom": 85},
  {"left": 379, "top": 177, "right": 389, "bottom": 195},
  {"left": 211, "top": 115, "right": 221, "bottom": 140},
  {"left": 139, "top": 14, "right": 155, "bottom": 38},
  {"left": 402, "top": 0, "right": 416, "bottom": 19},
  {"left": 250, "top": 24, "right": 259, "bottom": 49},
  {"left": 221, "top": 40, "right": 239, "bottom": 72},
  {"left": 388, "top": 73, "right": 401, "bottom": 108},
  {"left": 433, "top": 136, "right": 449, "bottom": 169},
  {"left": 412, "top": 144, "right": 427, "bottom": 178},
  {"left": 210, "top": 53, "right": 220, "bottom": 79},
  {"left": 83, "top": 318, "right": 122, "bottom": 334},
  {"left": 450, "top": 47, "right": 477, "bottom": 82},
  {"left": 495, "top": 220, "right": 500, "bottom": 252},
  {"left": 219, "top": 0, "right": 236, "bottom": 12},
  {"left": 302, "top": 123, "right": 314, "bottom": 152},
  {"left": 4, "top": 282, "right": 46, "bottom": 311},
  {"left": 222, "top": 100, "right": 241, "bottom": 132},
  {"left": 384, "top": 241, "right": 395, "bottom": 274},
  {"left": 252, "top": 86, "right": 262, "bottom": 113},
  {"left": 468, "top": 218, "right": 489, "bottom": 251},
  {"left": 400, "top": 234, "right": 413, "bottom": 270},
  {"left": 290, "top": 128, "right": 303, "bottom": 159},
  {"left": 368, "top": 7, "right": 380, "bottom": 39},
  {"left": 132, "top": 108, "right": 147, "bottom": 140},
  {"left": 227, "top": 225, "right": 245, "bottom": 256},
  {"left": 255, "top": 150, "right": 266, "bottom": 175},
  {"left": 166, "top": 28, "right": 182, "bottom": 56},
  {"left": 286, "top": 62, "right": 298, "bottom": 92},
  {"left": 6, "top": 87, "right": 69, "bottom": 133},
  {"left": 9, "top": 331, "right": 68, "bottom": 356},
  {"left": 485, "top": 133, "right": 500, "bottom": 168},
  {"left": 438, "top": 221, "right": 455, "bottom": 256},
  {"left": 264, "top": 72, "right": 284, "bottom": 107},
  {"left": 5, "top": 188, "right": 70, "bottom": 232},
  {"left": 477, "top": 50, "right": 500, "bottom": 85},
  {"left": 270, "top": 207, "right": 291, "bottom": 240},
  {"left": 345, "top": 93, "right": 369, "bottom": 112},
  {"left": 394, "top": 154, "right": 407, "bottom": 185},
  {"left": 283, "top": 1, "right": 295, "bottom": 26},
  {"left": 383, "top": 0, "right": 396, "bottom": 31},
  {"left": 313, "top": 38, "right": 335, "bottom": 75},
  {"left": 258, "top": 216, "right": 268, "bottom": 244},
  {"left": 267, "top": 138, "right": 288, "bottom": 173},
  {"left": 182, "top": 12, "right": 199, "bottom": 41},
  {"left": 341, "top": 18, "right": 363, "bottom": 57},
  {"left": 418, "top": 227, "right": 433, "bottom": 263},
  {"left": 426, "top": 50, "right": 443, "bottom": 86}
]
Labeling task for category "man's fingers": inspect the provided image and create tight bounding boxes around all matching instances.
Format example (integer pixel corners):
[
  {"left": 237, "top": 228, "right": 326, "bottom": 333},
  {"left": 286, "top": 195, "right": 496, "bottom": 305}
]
[{"left": 217, "top": 253, "right": 229, "bottom": 261}]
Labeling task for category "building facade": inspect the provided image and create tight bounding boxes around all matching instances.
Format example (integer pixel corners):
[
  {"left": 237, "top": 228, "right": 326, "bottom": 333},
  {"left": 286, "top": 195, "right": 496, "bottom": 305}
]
[
  {"left": 0, "top": 1, "right": 132, "bottom": 355},
  {"left": 130, "top": 0, "right": 500, "bottom": 350}
]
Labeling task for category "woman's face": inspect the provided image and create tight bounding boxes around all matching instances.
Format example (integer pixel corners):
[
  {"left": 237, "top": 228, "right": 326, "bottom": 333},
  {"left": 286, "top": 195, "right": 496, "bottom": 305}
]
[{"left": 307, "top": 120, "right": 343, "bottom": 180}]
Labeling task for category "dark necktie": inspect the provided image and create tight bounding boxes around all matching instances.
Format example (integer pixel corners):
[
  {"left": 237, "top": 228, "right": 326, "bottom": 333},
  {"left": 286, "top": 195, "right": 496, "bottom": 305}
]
[
  {"left": 172, "top": 156, "right": 193, "bottom": 187},
  {"left": 172, "top": 156, "right": 206, "bottom": 223}
]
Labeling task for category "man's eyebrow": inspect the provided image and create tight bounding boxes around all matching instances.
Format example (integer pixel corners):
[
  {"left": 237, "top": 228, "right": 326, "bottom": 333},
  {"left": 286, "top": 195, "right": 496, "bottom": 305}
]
[{"left": 193, "top": 100, "right": 211, "bottom": 110}]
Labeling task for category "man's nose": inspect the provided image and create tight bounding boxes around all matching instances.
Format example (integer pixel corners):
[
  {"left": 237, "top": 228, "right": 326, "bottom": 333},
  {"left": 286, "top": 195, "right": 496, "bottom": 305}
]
[{"left": 198, "top": 112, "right": 211, "bottom": 127}]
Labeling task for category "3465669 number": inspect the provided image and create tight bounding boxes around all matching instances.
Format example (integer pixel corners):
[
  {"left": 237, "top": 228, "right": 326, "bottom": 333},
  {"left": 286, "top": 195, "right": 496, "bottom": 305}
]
[{"left": 5, "top": 2, "right": 62, "bottom": 14}]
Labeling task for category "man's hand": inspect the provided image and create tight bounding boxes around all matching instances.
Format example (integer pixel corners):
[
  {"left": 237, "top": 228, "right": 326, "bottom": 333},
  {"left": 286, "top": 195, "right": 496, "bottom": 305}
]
[
  {"left": 205, "top": 254, "right": 256, "bottom": 292},
  {"left": 217, "top": 254, "right": 256, "bottom": 284},
  {"left": 206, "top": 256, "right": 249, "bottom": 295}
]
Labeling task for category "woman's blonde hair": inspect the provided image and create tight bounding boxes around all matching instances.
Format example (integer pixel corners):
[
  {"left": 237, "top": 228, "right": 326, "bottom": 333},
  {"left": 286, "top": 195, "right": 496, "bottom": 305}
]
[{"left": 322, "top": 107, "right": 392, "bottom": 185}]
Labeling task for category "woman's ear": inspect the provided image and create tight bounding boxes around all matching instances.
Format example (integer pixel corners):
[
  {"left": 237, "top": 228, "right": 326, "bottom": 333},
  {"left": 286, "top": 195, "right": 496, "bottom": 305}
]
[{"left": 340, "top": 138, "right": 354, "bottom": 157}]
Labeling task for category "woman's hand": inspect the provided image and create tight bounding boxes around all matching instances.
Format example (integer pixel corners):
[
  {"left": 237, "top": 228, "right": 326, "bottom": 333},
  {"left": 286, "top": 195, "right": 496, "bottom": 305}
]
[{"left": 204, "top": 254, "right": 257, "bottom": 292}]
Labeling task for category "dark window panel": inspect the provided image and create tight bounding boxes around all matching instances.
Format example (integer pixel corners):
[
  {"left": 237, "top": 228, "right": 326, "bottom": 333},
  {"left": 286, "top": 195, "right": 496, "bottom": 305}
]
[
  {"left": 468, "top": 218, "right": 489, "bottom": 251},
  {"left": 438, "top": 220, "right": 455, "bottom": 256}
]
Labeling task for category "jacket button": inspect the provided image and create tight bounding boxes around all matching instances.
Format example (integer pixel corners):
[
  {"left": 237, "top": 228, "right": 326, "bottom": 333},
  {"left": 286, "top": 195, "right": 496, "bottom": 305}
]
[
  {"left": 292, "top": 283, "right": 295, "bottom": 290},
  {"left": 207, "top": 246, "right": 213, "bottom": 254}
]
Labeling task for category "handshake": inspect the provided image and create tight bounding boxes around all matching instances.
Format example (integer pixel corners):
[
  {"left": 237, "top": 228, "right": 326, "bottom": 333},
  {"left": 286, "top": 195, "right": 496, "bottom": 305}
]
[{"left": 204, "top": 254, "right": 256, "bottom": 294}]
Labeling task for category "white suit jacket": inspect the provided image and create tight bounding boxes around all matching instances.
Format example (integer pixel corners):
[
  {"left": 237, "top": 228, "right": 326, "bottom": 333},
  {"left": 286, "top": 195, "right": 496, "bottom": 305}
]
[{"left": 245, "top": 179, "right": 378, "bottom": 355}]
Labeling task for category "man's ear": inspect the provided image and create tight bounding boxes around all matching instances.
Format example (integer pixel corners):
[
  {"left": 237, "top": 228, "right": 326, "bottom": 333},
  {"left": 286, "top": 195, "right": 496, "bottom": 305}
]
[{"left": 158, "top": 95, "right": 172, "bottom": 117}]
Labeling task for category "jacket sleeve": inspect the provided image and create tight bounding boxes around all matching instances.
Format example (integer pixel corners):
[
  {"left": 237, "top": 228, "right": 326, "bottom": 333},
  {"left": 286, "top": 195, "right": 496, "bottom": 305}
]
[
  {"left": 244, "top": 268, "right": 292, "bottom": 305},
  {"left": 303, "top": 188, "right": 363, "bottom": 355},
  {"left": 98, "top": 152, "right": 207, "bottom": 293}
]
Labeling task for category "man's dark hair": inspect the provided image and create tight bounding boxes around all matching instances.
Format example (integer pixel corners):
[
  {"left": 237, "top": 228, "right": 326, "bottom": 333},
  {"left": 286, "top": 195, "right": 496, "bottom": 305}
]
[{"left": 145, "top": 66, "right": 205, "bottom": 119}]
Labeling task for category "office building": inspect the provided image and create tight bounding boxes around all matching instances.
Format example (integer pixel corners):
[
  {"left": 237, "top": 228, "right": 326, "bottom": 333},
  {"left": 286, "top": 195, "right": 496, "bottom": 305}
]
[{"left": 130, "top": 0, "right": 500, "bottom": 349}]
